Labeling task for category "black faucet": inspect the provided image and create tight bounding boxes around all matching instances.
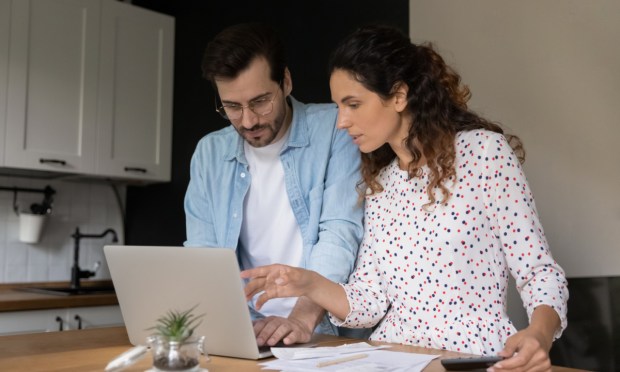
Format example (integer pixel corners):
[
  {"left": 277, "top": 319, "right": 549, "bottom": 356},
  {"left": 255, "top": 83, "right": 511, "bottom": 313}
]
[{"left": 70, "top": 227, "right": 118, "bottom": 289}]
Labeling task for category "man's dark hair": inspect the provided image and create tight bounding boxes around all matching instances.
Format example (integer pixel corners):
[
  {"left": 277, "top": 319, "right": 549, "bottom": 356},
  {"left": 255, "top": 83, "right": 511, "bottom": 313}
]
[{"left": 202, "top": 23, "right": 286, "bottom": 85}]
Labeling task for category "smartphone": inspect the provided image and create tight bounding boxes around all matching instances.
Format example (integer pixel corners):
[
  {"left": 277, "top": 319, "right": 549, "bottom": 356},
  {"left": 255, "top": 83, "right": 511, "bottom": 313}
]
[{"left": 440, "top": 356, "right": 504, "bottom": 370}]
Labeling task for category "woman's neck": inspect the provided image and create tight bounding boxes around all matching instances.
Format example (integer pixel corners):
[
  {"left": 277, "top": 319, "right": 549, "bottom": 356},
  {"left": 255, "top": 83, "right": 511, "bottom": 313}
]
[{"left": 392, "top": 137, "right": 426, "bottom": 171}]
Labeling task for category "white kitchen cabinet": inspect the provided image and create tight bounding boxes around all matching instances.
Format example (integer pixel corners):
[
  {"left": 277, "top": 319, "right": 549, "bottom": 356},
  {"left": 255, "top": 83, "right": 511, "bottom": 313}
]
[
  {"left": 0, "top": 0, "right": 13, "bottom": 166},
  {"left": 2, "top": 0, "right": 174, "bottom": 182},
  {"left": 4, "top": 0, "right": 100, "bottom": 174},
  {"left": 0, "top": 305, "right": 123, "bottom": 335},
  {"left": 96, "top": 1, "right": 174, "bottom": 182},
  {"left": 0, "top": 308, "right": 63, "bottom": 334},
  {"left": 64, "top": 305, "right": 124, "bottom": 331}
]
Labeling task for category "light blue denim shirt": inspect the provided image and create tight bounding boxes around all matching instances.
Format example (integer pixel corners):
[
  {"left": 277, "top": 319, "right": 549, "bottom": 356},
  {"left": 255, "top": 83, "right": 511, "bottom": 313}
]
[{"left": 184, "top": 96, "right": 363, "bottom": 292}]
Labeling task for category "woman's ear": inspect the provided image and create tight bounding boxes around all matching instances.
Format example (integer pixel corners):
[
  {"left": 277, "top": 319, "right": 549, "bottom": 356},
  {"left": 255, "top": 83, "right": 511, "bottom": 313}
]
[{"left": 392, "top": 82, "right": 409, "bottom": 112}]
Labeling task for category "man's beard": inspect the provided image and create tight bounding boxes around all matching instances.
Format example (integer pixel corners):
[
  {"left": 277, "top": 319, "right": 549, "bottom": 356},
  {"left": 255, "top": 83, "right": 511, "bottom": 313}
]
[
  {"left": 238, "top": 124, "right": 277, "bottom": 147},
  {"left": 236, "top": 106, "right": 286, "bottom": 148}
]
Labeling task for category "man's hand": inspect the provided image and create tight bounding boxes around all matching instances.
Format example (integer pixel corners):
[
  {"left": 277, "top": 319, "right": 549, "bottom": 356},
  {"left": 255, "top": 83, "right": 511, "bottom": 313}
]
[
  {"left": 253, "top": 316, "right": 313, "bottom": 346},
  {"left": 254, "top": 296, "right": 325, "bottom": 346}
]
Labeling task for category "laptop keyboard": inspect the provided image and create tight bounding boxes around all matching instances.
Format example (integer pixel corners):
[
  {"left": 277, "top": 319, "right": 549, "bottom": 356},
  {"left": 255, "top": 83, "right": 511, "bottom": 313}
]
[{"left": 258, "top": 341, "right": 287, "bottom": 353}]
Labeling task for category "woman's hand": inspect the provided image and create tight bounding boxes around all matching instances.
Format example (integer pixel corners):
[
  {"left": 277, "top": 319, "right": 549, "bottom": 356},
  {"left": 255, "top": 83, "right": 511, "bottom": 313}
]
[
  {"left": 491, "top": 328, "right": 552, "bottom": 372},
  {"left": 241, "top": 264, "right": 316, "bottom": 310},
  {"left": 241, "top": 264, "right": 351, "bottom": 319},
  {"left": 491, "top": 305, "right": 559, "bottom": 372}
]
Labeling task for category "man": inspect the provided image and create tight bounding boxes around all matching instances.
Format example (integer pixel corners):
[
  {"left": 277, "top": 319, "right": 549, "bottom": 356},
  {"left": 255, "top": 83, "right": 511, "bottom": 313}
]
[{"left": 184, "top": 23, "right": 364, "bottom": 346}]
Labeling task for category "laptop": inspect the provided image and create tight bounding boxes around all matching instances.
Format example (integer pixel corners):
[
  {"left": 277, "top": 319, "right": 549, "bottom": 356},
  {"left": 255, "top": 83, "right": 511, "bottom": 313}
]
[{"left": 104, "top": 245, "right": 276, "bottom": 359}]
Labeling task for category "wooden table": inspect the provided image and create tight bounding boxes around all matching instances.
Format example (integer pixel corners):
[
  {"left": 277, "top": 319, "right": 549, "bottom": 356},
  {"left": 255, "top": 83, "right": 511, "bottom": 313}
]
[
  {"left": 0, "top": 281, "right": 118, "bottom": 312},
  {"left": 0, "top": 327, "right": 584, "bottom": 371}
]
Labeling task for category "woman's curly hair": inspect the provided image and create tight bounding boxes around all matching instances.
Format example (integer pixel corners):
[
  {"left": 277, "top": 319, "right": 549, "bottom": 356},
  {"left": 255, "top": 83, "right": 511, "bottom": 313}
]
[{"left": 329, "top": 25, "right": 524, "bottom": 206}]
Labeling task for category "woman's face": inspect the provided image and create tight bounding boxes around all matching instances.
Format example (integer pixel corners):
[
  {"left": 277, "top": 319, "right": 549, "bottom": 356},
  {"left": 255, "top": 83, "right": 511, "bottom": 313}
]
[{"left": 330, "top": 69, "right": 410, "bottom": 154}]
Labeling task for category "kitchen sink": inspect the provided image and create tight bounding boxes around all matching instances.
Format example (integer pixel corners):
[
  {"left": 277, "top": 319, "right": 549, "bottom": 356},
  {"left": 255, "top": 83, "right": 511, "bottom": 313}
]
[{"left": 19, "top": 286, "right": 115, "bottom": 296}]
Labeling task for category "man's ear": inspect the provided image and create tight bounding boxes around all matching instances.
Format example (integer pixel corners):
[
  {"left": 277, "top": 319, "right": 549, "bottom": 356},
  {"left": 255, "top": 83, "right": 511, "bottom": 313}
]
[
  {"left": 392, "top": 82, "right": 409, "bottom": 112},
  {"left": 283, "top": 67, "right": 293, "bottom": 96}
]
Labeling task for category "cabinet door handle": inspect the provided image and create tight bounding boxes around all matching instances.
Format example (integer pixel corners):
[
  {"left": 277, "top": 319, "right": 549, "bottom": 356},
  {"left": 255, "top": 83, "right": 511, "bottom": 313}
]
[
  {"left": 124, "top": 167, "right": 147, "bottom": 173},
  {"left": 55, "top": 316, "right": 63, "bottom": 331},
  {"left": 74, "top": 314, "right": 82, "bottom": 330},
  {"left": 39, "top": 158, "right": 67, "bottom": 166}
]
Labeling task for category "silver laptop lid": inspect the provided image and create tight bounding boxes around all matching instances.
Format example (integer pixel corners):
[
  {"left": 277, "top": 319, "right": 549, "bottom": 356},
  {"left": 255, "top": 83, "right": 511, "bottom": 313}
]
[{"left": 104, "top": 245, "right": 270, "bottom": 359}]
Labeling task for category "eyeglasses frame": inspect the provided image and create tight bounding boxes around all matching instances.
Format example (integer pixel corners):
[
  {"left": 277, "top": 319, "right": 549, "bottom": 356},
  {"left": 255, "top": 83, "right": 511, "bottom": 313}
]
[{"left": 214, "top": 82, "right": 282, "bottom": 121}]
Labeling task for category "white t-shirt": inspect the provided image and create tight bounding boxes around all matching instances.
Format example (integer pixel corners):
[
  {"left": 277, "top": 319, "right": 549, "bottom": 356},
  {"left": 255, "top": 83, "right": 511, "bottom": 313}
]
[{"left": 239, "top": 130, "right": 302, "bottom": 318}]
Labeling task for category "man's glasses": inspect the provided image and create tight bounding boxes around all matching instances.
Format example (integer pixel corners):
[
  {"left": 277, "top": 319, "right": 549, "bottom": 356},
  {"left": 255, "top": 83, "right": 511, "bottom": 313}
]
[{"left": 215, "top": 86, "right": 280, "bottom": 121}]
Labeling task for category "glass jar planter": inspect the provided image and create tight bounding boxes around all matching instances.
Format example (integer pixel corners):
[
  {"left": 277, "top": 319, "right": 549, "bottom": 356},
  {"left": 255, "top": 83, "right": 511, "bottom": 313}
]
[{"left": 147, "top": 335, "right": 207, "bottom": 371}]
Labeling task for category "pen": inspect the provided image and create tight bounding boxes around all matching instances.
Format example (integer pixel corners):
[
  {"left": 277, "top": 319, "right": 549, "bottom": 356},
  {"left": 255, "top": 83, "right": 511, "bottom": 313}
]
[
  {"left": 105, "top": 345, "right": 148, "bottom": 372},
  {"left": 316, "top": 353, "right": 369, "bottom": 368}
]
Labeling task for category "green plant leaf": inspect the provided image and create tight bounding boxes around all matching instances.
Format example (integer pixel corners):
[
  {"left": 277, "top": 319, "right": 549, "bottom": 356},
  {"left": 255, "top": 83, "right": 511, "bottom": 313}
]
[{"left": 147, "top": 304, "right": 205, "bottom": 343}]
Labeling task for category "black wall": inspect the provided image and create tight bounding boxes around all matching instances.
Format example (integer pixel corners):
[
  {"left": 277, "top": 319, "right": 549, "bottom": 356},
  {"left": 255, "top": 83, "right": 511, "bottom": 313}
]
[{"left": 124, "top": 1, "right": 410, "bottom": 245}]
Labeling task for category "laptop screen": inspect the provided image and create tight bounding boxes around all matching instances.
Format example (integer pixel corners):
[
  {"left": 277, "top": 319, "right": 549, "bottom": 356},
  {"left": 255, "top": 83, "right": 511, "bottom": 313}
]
[{"left": 104, "top": 245, "right": 271, "bottom": 359}]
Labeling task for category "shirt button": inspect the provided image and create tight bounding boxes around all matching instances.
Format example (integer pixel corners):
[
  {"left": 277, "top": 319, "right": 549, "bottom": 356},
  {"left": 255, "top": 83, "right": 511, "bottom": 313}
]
[
  {"left": 240, "top": 172, "right": 246, "bottom": 178},
  {"left": 233, "top": 213, "right": 238, "bottom": 218}
]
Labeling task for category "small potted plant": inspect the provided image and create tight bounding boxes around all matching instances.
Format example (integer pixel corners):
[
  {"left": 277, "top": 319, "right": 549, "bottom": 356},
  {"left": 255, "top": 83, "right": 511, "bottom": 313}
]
[{"left": 147, "top": 305, "right": 207, "bottom": 371}]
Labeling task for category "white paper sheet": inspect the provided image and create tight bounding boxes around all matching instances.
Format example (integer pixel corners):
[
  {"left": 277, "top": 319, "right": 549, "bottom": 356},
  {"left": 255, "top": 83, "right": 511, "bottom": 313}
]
[
  {"left": 260, "top": 349, "right": 439, "bottom": 372},
  {"left": 271, "top": 342, "right": 390, "bottom": 360}
]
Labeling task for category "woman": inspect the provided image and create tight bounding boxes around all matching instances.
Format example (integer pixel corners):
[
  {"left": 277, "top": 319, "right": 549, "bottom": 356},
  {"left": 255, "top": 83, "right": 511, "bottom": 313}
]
[{"left": 242, "top": 25, "right": 568, "bottom": 371}]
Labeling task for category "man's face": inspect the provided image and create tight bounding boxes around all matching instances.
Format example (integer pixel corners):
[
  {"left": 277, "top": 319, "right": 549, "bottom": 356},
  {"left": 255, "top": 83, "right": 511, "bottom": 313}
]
[{"left": 215, "top": 57, "right": 291, "bottom": 147}]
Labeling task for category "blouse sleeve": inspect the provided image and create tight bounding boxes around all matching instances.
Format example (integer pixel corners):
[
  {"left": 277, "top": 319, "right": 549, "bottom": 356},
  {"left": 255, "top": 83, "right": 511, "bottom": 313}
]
[
  {"left": 481, "top": 131, "right": 568, "bottom": 338},
  {"left": 328, "top": 193, "right": 391, "bottom": 328}
]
